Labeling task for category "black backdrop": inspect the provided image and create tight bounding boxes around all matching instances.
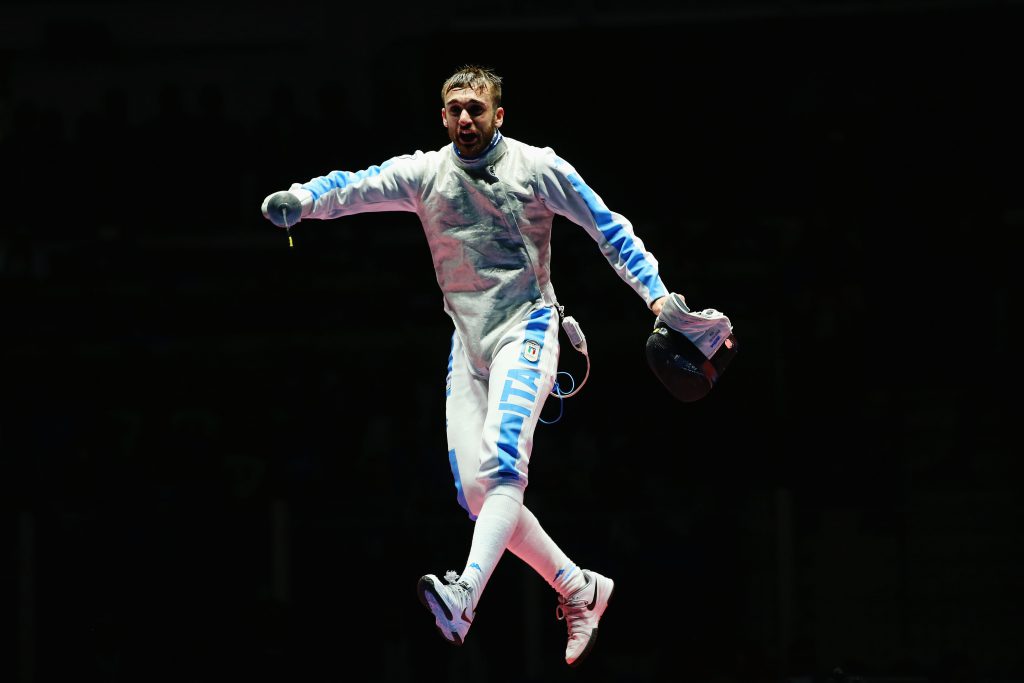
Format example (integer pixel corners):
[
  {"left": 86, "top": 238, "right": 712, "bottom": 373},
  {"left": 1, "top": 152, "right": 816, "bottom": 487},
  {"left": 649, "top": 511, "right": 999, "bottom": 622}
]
[{"left": 3, "top": 1, "right": 1021, "bottom": 681}]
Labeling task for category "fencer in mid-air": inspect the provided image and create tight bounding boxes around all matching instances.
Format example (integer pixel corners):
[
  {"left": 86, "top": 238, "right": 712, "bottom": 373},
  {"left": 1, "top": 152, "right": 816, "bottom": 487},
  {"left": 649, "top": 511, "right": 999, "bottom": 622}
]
[{"left": 262, "top": 63, "right": 735, "bottom": 667}]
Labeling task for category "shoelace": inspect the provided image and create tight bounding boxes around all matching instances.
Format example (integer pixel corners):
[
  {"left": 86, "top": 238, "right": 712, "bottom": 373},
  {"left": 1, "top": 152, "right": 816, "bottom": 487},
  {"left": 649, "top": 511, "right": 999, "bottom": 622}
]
[
  {"left": 555, "top": 591, "right": 592, "bottom": 634},
  {"left": 443, "top": 570, "right": 471, "bottom": 592},
  {"left": 442, "top": 571, "right": 473, "bottom": 610}
]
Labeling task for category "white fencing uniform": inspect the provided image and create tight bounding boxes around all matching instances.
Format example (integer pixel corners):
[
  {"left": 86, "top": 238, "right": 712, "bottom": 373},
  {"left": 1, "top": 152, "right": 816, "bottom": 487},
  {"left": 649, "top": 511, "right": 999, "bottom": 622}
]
[
  {"left": 287, "top": 130, "right": 667, "bottom": 516},
  {"left": 445, "top": 304, "right": 560, "bottom": 517}
]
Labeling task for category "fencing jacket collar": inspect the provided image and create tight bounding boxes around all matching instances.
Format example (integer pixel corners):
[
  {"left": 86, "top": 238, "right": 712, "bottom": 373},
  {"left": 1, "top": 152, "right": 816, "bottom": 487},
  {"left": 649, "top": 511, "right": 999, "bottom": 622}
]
[{"left": 451, "top": 129, "right": 505, "bottom": 167}]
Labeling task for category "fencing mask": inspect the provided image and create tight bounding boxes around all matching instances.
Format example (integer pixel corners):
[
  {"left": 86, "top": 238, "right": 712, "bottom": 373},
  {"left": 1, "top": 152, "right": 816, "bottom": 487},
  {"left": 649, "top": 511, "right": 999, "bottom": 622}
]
[{"left": 646, "top": 293, "right": 738, "bottom": 402}]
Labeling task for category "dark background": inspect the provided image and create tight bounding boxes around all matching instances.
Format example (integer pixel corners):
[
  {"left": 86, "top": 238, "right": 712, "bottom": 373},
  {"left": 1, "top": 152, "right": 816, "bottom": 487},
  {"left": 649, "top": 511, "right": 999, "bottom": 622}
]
[{"left": 2, "top": 1, "right": 1020, "bottom": 681}]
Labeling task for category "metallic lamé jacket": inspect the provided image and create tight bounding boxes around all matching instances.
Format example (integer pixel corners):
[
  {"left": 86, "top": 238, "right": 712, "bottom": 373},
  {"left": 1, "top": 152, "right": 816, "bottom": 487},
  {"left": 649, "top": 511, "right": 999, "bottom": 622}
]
[{"left": 290, "top": 131, "right": 668, "bottom": 378}]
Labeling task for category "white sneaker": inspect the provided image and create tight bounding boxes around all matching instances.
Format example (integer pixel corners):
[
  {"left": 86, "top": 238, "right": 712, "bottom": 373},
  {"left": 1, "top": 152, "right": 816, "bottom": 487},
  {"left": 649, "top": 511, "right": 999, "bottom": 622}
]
[
  {"left": 417, "top": 571, "right": 475, "bottom": 646},
  {"left": 556, "top": 569, "right": 615, "bottom": 667}
]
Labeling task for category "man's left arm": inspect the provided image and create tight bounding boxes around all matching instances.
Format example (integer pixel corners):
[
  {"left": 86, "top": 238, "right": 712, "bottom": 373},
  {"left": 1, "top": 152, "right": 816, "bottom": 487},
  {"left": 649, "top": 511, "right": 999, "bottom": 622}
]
[{"left": 537, "top": 150, "right": 670, "bottom": 315}]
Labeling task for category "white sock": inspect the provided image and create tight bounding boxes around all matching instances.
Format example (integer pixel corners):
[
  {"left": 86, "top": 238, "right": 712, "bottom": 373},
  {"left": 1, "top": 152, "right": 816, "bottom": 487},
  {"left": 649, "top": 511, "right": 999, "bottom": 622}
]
[
  {"left": 506, "top": 505, "right": 586, "bottom": 598},
  {"left": 459, "top": 490, "right": 522, "bottom": 607}
]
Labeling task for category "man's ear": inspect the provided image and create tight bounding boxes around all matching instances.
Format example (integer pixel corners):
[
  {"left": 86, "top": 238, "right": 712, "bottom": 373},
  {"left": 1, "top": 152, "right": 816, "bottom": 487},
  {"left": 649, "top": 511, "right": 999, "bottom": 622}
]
[
  {"left": 495, "top": 106, "right": 504, "bottom": 128},
  {"left": 441, "top": 108, "right": 448, "bottom": 126}
]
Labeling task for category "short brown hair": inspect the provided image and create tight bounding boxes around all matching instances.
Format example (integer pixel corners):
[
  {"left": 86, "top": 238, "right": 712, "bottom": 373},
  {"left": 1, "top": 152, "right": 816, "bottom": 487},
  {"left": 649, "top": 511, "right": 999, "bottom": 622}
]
[{"left": 441, "top": 65, "right": 503, "bottom": 107}]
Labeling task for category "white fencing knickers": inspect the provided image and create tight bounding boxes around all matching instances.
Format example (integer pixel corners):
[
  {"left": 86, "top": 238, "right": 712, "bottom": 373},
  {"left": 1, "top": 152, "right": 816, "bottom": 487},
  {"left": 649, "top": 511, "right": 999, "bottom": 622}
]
[{"left": 445, "top": 304, "right": 561, "bottom": 520}]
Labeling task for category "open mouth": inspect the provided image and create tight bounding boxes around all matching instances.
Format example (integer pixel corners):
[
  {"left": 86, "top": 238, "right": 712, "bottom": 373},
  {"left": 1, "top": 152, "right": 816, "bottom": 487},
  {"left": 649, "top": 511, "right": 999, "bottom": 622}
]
[{"left": 458, "top": 131, "right": 479, "bottom": 145}]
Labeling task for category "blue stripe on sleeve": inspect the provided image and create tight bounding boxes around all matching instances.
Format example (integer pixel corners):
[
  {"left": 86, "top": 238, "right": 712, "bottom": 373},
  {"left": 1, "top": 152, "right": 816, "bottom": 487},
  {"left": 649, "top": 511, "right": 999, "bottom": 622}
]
[
  {"left": 562, "top": 170, "right": 664, "bottom": 295},
  {"left": 301, "top": 160, "right": 394, "bottom": 201}
]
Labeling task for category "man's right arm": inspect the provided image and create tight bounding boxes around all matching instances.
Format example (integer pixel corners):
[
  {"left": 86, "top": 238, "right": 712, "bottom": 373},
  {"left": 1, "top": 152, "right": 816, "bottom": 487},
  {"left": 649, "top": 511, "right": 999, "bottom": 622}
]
[{"left": 261, "top": 151, "right": 428, "bottom": 228}]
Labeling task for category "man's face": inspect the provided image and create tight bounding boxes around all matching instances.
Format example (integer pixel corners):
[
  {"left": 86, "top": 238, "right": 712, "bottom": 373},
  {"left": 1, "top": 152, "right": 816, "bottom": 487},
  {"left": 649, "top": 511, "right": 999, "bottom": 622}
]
[{"left": 441, "top": 85, "right": 504, "bottom": 158}]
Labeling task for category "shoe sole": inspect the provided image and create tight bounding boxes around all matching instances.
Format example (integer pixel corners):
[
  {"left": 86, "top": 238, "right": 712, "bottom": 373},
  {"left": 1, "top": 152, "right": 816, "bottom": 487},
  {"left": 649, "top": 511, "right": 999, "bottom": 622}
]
[
  {"left": 568, "top": 580, "right": 615, "bottom": 668},
  {"left": 417, "top": 575, "right": 464, "bottom": 646}
]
